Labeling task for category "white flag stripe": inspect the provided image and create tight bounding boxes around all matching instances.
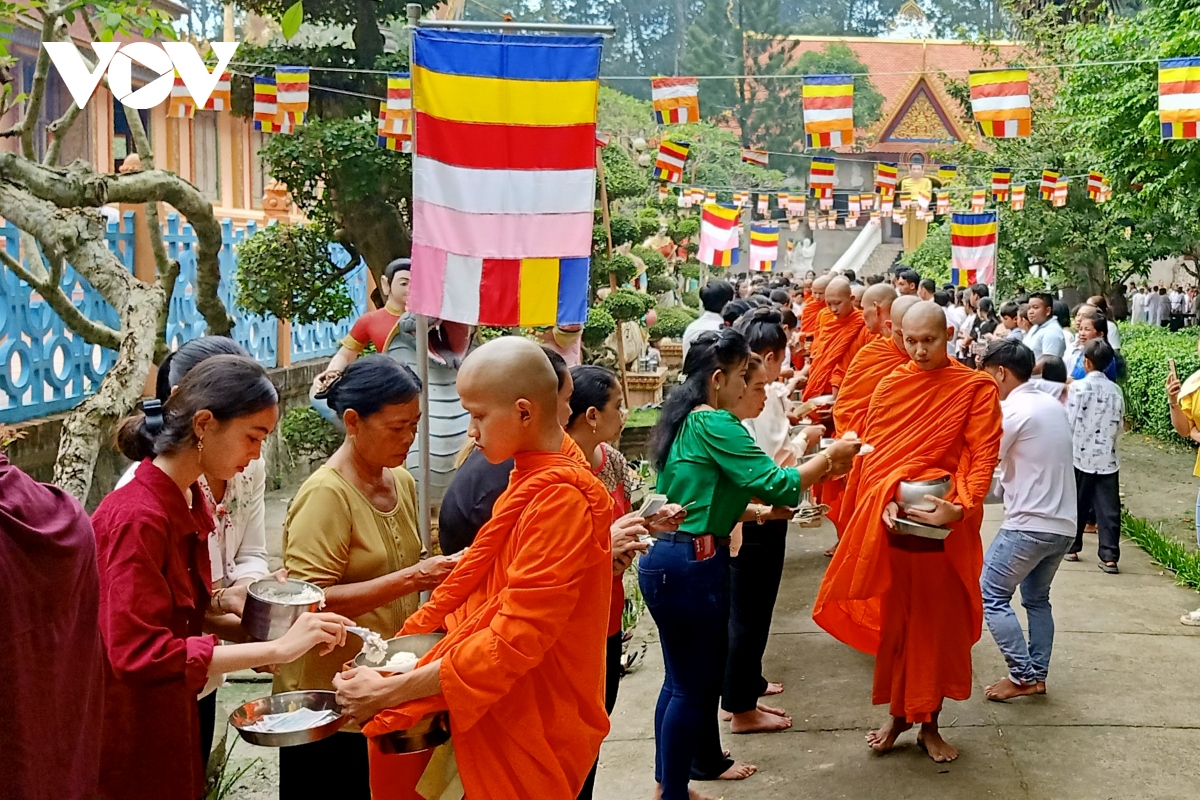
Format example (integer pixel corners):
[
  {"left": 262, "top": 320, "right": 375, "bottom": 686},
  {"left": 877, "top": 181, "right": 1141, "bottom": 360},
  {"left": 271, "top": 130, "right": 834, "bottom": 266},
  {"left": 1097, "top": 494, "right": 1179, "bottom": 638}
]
[
  {"left": 1158, "top": 93, "right": 1200, "bottom": 111},
  {"left": 803, "top": 107, "right": 853, "bottom": 123},
  {"left": 652, "top": 84, "right": 700, "bottom": 100},
  {"left": 440, "top": 253, "right": 483, "bottom": 322},
  {"left": 413, "top": 157, "right": 596, "bottom": 214},
  {"left": 971, "top": 94, "right": 1030, "bottom": 112}
]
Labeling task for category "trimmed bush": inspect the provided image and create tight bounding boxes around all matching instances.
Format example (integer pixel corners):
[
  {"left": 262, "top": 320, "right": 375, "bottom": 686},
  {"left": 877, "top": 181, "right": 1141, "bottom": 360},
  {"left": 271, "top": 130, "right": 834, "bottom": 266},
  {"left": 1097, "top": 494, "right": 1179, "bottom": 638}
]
[
  {"left": 681, "top": 289, "right": 700, "bottom": 309},
  {"left": 583, "top": 307, "right": 617, "bottom": 349},
  {"left": 1119, "top": 323, "right": 1200, "bottom": 440},
  {"left": 648, "top": 305, "right": 697, "bottom": 340}
]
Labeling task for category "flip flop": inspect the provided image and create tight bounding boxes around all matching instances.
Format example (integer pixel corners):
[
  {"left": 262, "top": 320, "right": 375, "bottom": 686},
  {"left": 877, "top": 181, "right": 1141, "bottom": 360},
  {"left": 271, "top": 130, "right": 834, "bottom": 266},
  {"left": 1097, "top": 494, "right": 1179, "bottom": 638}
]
[
  {"left": 1098, "top": 561, "right": 1120, "bottom": 574},
  {"left": 1063, "top": 553, "right": 1080, "bottom": 562}
]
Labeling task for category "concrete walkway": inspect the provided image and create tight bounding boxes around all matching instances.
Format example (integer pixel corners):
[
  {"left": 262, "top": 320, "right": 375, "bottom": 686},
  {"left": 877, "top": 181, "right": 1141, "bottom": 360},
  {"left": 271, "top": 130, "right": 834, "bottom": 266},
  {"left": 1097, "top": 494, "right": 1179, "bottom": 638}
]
[{"left": 594, "top": 506, "right": 1200, "bottom": 800}]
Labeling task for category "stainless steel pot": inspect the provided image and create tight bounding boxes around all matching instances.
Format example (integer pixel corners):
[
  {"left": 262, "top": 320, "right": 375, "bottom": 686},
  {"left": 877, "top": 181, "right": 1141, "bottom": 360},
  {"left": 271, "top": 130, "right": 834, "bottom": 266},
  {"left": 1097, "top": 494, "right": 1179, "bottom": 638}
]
[{"left": 242, "top": 578, "right": 324, "bottom": 641}]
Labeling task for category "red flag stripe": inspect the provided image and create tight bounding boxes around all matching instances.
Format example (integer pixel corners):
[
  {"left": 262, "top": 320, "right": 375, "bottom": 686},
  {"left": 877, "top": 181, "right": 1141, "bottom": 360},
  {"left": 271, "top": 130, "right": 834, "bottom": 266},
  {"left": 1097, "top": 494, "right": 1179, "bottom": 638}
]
[
  {"left": 802, "top": 95, "right": 854, "bottom": 110},
  {"left": 414, "top": 112, "right": 596, "bottom": 170},
  {"left": 970, "top": 80, "right": 1029, "bottom": 99}
]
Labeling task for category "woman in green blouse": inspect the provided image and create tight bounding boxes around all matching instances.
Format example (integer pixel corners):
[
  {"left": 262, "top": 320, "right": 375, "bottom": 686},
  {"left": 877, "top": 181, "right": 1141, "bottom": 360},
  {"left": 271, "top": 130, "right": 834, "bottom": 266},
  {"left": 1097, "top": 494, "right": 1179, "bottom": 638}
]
[{"left": 641, "top": 327, "right": 857, "bottom": 800}]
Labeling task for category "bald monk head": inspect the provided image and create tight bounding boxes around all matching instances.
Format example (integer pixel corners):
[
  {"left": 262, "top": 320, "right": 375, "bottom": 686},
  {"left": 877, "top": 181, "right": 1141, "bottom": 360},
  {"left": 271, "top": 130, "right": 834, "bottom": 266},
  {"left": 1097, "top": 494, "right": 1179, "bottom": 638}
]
[
  {"left": 458, "top": 337, "right": 563, "bottom": 463},
  {"left": 825, "top": 277, "right": 854, "bottom": 319},
  {"left": 851, "top": 284, "right": 866, "bottom": 310},
  {"left": 901, "top": 301, "right": 953, "bottom": 371},
  {"left": 812, "top": 275, "right": 831, "bottom": 302},
  {"left": 861, "top": 284, "right": 898, "bottom": 336},
  {"left": 889, "top": 294, "right": 921, "bottom": 349}
]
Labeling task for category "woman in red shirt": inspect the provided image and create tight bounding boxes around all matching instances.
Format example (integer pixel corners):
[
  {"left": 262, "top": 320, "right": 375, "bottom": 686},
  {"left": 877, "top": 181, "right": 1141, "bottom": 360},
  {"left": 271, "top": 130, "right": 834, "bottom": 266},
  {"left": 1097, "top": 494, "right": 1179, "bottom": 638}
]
[{"left": 91, "top": 355, "right": 354, "bottom": 800}]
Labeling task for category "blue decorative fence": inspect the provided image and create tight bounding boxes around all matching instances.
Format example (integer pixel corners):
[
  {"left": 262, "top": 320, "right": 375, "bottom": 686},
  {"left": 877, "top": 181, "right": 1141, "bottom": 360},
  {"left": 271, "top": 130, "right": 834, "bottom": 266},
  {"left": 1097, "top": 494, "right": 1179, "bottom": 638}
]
[{"left": 0, "top": 214, "right": 366, "bottom": 424}]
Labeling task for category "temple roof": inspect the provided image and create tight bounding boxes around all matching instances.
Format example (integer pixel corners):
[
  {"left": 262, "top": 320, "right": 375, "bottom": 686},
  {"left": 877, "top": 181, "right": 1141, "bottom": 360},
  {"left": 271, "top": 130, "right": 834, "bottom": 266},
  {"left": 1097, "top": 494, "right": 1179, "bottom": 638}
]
[{"left": 749, "top": 35, "right": 1028, "bottom": 157}]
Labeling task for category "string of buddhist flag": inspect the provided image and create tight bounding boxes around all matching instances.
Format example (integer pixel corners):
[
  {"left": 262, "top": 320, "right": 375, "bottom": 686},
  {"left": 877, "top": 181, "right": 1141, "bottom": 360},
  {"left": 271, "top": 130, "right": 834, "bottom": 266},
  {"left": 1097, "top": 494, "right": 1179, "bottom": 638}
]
[{"left": 252, "top": 67, "right": 310, "bottom": 133}]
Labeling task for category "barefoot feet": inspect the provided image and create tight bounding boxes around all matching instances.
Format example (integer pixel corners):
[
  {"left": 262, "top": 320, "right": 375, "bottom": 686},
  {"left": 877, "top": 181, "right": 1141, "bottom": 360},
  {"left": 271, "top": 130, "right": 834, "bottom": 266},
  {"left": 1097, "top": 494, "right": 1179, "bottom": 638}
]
[
  {"left": 916, "top": 723, "right": 959, "bottom": 763},
  {"left": 716, "top": 761, "right": 757, "bottom": 781},
  {"left": 865, "top": 716, "right": 912, "bottom": 753},
  {"left": 730, "top": 706, "right": 792, "bottom": 734},
  {"left": 985, "top": 676, "right": 1046, "bottom": 701},
  {"left": 762, "top": 681, "right": 785, "bottom": 697}
]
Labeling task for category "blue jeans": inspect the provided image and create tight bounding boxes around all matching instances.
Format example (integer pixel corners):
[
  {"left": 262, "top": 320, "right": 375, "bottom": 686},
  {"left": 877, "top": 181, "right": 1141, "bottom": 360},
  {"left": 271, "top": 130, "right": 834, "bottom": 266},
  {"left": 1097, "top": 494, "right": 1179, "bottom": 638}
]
[
  {"left": 639, "top": 539, "right": 731, "bottom": 800},
  {"left": 981, "top": 528, "right": 1072, "bottom": 685}
]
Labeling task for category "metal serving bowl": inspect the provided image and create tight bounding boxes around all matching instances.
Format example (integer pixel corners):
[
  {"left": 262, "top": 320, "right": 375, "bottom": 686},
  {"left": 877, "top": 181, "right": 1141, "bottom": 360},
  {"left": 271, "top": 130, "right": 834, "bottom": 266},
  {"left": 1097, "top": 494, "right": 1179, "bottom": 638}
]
[
  {"left": 230, "top": 690, "right": 348, "bottom": 747},
  {"left": 353, "top": 633, "right": 446, "bottom": 672},
  {"left": 242, "top": 578, "right": 325, "bottom": 641},
  {"left": 895, "top": 476, "right": 952, "bottom": 513}
]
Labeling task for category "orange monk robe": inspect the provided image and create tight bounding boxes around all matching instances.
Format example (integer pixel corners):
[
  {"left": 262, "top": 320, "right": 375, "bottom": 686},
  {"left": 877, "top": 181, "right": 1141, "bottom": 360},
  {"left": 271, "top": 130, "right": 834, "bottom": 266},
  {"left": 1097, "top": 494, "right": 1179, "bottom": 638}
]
[
  {"left": 800, "top": 297, "right": 826, "bottom": 340},
  {"left": 832, "top": 337, "right": 908, "bottom": 439},
  {"left": 812, "top": 361, "right": 1001, "bottom": 722},
  {"left": 802, "top": 308, "right": 866, "bottom": 401},
  {"left": 831, "top": 326, "right": 879, "bottom": 395},
  {"left": 364, "top": 436, "right": 614, "bottom": 800}
]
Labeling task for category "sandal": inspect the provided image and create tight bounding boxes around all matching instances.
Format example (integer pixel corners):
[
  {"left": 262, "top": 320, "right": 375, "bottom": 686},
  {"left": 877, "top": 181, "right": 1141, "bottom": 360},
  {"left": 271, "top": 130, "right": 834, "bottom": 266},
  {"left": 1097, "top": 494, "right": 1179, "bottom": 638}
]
[
  {"left": 1098, "top": 561, "right": 1120, "bottom": 574},
  {"left": 1180, "top": 608, "right": 1200, "bottom": 626},
  {"left": 1063, "top": 553, "right": 1080, "bottom": 562}
]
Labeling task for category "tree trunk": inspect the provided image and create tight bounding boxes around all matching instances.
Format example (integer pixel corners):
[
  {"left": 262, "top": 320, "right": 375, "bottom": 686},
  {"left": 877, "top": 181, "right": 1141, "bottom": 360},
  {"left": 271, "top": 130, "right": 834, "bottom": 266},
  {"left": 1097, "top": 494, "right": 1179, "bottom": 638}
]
[
  {"left": 339, "top": 197, "right": 410, "bottom": 288},
  {"left": 352, "top": 0, "right": 385, "bottom": 67}
]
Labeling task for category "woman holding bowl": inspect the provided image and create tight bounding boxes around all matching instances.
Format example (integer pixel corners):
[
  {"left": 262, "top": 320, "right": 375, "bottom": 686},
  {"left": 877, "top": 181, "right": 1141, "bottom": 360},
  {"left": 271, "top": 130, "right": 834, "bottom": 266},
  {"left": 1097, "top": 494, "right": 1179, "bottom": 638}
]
[
  {"left": 642, "top": 328, "right": 858, "bottom": 800},
  {"left": 277, "top": 355, "right": 456, "bottom": 799},
  {"left": 92, "top": 355, "right": 352, "bottom": 800}
]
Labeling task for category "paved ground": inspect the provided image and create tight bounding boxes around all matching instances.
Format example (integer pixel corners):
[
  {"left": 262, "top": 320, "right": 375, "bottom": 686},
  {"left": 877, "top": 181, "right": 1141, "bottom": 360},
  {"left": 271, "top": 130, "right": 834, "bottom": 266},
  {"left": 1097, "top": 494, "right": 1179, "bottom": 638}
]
[{"left": 593, "top": 505, "right": 1200, "bottom": 800}]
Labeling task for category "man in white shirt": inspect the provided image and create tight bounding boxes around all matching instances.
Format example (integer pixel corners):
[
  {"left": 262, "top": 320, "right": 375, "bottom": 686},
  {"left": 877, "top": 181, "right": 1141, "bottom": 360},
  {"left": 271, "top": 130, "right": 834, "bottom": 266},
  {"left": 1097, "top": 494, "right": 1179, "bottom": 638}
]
[
  {"left": 1147, "top": 286, "right": 1169, "bottom": 327},
  {"left": 682, "top": 279, "right": 734, "bottom": 358},
  {"left": 1022, "top": 292, "right": 1066, "bottom": 358},
  {"left": 1170, "top": 285, "right": 1188, "bottom": 330},
  {"left": 978, "top": 340, "right": 1077, "bottom": 701},
  {"left": 1065, "top": 339, "right": 1124, "bottom": 573}
]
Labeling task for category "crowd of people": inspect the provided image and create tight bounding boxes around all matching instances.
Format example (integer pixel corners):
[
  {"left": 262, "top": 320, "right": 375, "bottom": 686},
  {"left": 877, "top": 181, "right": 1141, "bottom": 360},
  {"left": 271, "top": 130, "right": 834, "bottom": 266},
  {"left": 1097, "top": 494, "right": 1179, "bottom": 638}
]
[{"left": 3, "top": 256, "right": 1194, "bottom": 800}]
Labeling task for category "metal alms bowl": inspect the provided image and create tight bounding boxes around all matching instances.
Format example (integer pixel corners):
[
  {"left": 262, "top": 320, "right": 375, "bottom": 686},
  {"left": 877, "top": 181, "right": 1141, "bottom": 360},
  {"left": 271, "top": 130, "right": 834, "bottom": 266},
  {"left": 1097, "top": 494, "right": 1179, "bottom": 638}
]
[
  {"left": 353, "top": 633, "right": 446, "bottom": 671},
  {"left": 353, "top": 633, "right": 451, "bottom": 755},
  {"left": 896, "top": 476, "right": 952, "bottom": 513},
  {"left": 242, "top": 578, "right": 325, "bottom": 641},
  {"left": 230, "top": 690, "right": 348, "bottom": 747}
]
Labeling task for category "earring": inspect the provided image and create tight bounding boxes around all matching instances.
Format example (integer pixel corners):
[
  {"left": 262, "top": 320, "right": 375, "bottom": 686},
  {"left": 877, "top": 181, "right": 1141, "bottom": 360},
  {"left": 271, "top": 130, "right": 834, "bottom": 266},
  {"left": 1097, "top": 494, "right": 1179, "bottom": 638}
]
[{"left": 197, "top": 438, "right": 204, "bottom": 455}]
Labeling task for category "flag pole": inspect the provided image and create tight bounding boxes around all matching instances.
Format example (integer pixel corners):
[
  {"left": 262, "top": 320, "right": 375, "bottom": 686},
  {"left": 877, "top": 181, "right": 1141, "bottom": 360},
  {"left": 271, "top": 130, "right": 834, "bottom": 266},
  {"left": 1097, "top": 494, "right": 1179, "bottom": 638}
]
[
  {"left": 596, "top": 142, "right": 631, "bottom": 407},
  {"left": 407, "top": 3, "right": 433, "bottom": 560}
]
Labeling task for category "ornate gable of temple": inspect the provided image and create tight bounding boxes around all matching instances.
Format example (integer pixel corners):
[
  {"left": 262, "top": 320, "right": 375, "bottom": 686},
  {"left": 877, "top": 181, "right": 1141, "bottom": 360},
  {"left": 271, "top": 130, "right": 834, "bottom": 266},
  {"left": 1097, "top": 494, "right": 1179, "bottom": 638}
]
[{"left": 874, "top": 73, "right": 968, "bottom": 146}]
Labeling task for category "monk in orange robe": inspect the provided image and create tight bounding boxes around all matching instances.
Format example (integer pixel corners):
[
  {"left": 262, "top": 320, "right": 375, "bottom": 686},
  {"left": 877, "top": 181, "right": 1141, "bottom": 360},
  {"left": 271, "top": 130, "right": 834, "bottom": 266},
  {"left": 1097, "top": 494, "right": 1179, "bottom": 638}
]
[
  {"left": 334, "top": 337, "right": 614, "bottom": 799},
  {"left": 812, "top": 302, "right": 1002, "bottom": 763},
  {"left": 802, "top": 277, "right": 867, "bottom": 402},
  {"left": 832, "top": 290, "right": 915, "bottom": 439},
  {"left": 799, "top": 274, "right": 829, "bottom": 344}
]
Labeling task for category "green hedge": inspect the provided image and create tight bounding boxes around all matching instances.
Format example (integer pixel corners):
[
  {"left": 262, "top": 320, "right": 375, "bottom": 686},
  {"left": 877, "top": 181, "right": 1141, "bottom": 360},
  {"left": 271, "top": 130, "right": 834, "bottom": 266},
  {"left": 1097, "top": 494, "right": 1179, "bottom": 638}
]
[{"left": 1119, "top": 323, "right": 1200, "bottom": 440}]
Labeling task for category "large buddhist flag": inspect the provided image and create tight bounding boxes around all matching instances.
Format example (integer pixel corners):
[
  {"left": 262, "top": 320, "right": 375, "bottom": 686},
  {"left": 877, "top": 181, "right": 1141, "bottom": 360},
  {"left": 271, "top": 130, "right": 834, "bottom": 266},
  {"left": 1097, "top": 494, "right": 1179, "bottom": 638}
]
[
  {"left": 951, "top": 211, "right": 997, "bottom": 287},
  {"left": 654, "top": 140, "right": 690, "bottom": 183},
  {"left": 252, "top": 76, "right": 278, "bottom": 132},
  {"left": 1159, "top": 58, "right": 1200, "bottom": 139},
  {"left": 408, "top": 29, "right": 601, "bottom": 328},
  {"left": 969, "top": 69, "right": 1031, "bottom": 138},
  {"left": 651, "top": 76, "right": 700, "bottom": 124},
  {"left": 749, "top": 223, "right": 780, "bottom": 272},
  {"left": 275, "top": 66, "right": 309, "bottom": 131},
  {"left": 698, "top": 203, "right": 740, "bottom": 267},
  {"left": 802, "top": 74, "right": 854, "bottom": 148}
]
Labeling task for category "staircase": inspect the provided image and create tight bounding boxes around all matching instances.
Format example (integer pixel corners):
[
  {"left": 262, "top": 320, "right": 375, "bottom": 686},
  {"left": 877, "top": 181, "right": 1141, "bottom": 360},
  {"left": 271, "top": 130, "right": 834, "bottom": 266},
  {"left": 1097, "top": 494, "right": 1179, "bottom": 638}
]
[{"left": 861, "top": 243, "right": 904, "bottom": 279}]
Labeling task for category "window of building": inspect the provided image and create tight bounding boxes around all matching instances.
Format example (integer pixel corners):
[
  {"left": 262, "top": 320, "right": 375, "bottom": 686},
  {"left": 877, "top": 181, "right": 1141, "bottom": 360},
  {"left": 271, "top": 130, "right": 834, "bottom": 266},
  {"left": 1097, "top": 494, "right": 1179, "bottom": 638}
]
[
  {"left": 112, "top": 102, "right": 151, "bottom": 173},
  {"left": 192, "top": 110, "right": 220, "bottom": 201},
  {"left": 250, "top": 130, "right": 270, "bottom": 208}
]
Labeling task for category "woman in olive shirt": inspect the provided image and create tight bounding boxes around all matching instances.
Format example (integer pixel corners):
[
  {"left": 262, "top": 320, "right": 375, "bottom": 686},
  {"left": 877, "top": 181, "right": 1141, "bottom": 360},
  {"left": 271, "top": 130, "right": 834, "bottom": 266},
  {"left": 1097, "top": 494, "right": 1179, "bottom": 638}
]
[
  {"left": 277, "top": 356, "right": 456, "bottom": 799},
  {"left": 642, "top": 328, "right": 857, "bottom": 800}
]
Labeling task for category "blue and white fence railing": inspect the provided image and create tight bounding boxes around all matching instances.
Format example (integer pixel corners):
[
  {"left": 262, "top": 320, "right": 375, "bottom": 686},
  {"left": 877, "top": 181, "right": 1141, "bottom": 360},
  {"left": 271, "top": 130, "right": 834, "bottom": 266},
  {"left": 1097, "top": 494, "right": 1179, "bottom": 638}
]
[{"left": 0, "top": 214, "right": 366, "bottom": 424}]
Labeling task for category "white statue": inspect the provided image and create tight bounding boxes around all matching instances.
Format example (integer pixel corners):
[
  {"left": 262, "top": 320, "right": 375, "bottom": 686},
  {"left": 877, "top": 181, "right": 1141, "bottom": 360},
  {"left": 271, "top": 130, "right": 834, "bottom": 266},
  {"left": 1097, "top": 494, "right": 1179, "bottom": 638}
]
[{"left": 793, "top": 237, "right": 816, "bottom": 274}]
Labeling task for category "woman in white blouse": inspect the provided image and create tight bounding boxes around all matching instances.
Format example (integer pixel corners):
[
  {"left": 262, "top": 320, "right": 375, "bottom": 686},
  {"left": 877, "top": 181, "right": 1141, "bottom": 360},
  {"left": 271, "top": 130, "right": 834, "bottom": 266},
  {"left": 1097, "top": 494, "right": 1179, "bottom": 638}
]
[{"left": 115, "top": 335, "right": 274, "bottom": 768}]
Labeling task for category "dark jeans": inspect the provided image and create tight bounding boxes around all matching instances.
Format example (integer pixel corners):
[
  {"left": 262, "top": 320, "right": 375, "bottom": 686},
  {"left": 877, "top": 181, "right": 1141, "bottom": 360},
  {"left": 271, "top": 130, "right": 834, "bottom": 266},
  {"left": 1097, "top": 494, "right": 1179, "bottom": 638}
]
[
  {"left": 1070, "top": 468, "right": 1121, "bottom": 563},
  {"left": 279, "top": 731, "right": 369, "bottom": 799},
  {"left": 722, "top": 519, "right": 788, "bottom": 714},
  {"left": 199, "top": 691, "right": 217, "bottom": 770},
  {"left": 639, "top": 538, "right": 732, "bottom": 800},
  {"left": 577, "top": 632, "right": 624, "bottom": 800}
]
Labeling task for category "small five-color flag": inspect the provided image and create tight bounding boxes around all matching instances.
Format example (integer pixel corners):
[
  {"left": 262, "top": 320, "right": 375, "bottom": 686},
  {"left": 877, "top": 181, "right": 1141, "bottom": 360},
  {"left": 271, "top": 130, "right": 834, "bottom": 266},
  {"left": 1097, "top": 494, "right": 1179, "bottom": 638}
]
[
  {"left": 810, "top": 156, "right": 836, "bottom": 198},
  {"left": 742, "top": 148, "right": 769, "bottom": 167},
  {"left": 875, "top": 162, "right": 898, "bottom": 195},
  {"left": 749, "top": 223, "right": 780, "bottom": 272},
  {"left": 698, "top": 203, "right": 740, "bottom": 267},
  {"left": 654, "top": 140, "right": 690, "bottom": 183},
  {"left": 1087, "top": 171, "right": 1106, "bottom": 201},
  {"left": 969, "top": 69, "right": 1031, "bottom": 138},
  {"left": 1159, "top": 58, "right": 1200, "bottom": 139},
  {"left": 802, "top": 74, "right": 855, "bottom": 148},
  {"left": 651, "top": 77, "right": 700, "bottom": 125},
  {"left": 1011, "top": 183, "right": 1026, "bottom": 210},
  {"left": 951, "top": 211, "right": 997, "bottom": 286},
  {"left": 252, "top": 76, "right": 279, "bottom": 132},
  {"left": 1040, "top": 169, "right": 1060, "bottom": 201},
  {"left": 938, "top": 164, "right": 957, "bottom": 184},
  {"left": 991, "top": 167, "right": 1012, "bottom": 202},
  {"left": 275, "top": 66, "right": 309, "bottom": 131}
]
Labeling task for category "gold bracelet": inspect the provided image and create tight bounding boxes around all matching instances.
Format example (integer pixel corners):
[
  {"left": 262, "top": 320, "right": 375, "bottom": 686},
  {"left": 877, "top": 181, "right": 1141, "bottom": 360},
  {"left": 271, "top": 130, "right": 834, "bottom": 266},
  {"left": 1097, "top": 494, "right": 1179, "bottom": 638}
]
[
  {"left": 755, "top": 506, "right": 765, "bottom": 524},
  {"left": 821, "top": 451, "right": 834, "bottom": 475}
]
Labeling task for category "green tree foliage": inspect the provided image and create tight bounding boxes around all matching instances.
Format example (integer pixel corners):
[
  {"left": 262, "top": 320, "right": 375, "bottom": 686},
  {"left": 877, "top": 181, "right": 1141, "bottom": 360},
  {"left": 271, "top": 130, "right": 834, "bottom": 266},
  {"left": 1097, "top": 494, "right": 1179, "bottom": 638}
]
[
  {"left": 1118, "top": 322, "right": 1200, "bottom": 439},
  {"left": 235, "top": 223, "right": 358, "bottom": 324}
]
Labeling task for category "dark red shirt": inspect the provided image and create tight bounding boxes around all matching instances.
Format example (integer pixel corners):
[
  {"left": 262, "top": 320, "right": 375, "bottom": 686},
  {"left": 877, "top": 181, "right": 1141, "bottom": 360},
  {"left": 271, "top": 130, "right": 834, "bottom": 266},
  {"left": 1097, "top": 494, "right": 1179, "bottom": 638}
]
[
  {"left": 0, "top": 455, "right": 104, "bottom": 800},
  {"left": 91, "top": 460, "right": 219, "bottom": 800}
]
